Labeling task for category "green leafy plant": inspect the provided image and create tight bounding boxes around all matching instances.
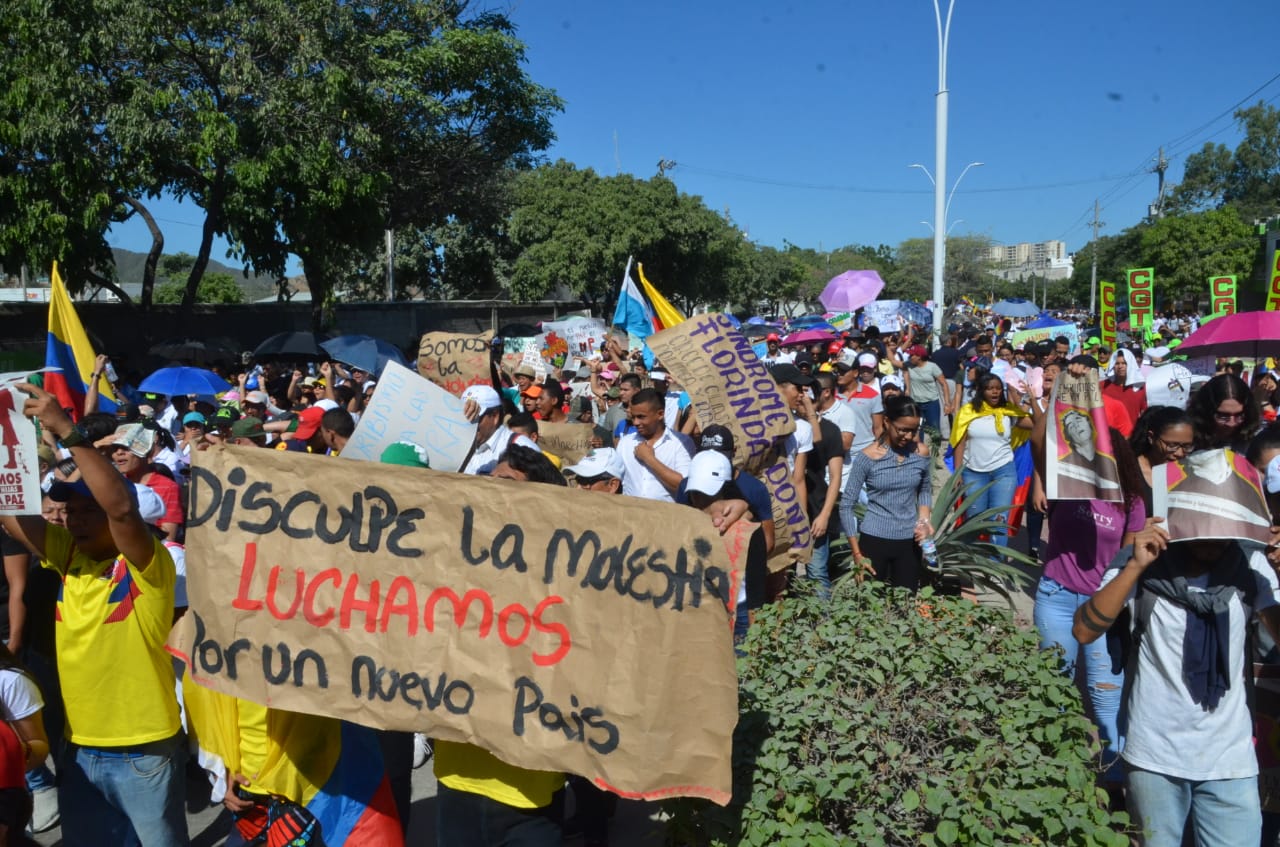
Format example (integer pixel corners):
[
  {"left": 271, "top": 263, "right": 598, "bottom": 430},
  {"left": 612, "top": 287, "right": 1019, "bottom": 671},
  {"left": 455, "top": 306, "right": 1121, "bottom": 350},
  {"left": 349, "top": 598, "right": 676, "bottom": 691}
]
[
  {"left": 664, "top": 580, "right": 1132, "bottom": 846},
  {"left": 930, "top": 470, "right": 1037, "bottom": 596}
]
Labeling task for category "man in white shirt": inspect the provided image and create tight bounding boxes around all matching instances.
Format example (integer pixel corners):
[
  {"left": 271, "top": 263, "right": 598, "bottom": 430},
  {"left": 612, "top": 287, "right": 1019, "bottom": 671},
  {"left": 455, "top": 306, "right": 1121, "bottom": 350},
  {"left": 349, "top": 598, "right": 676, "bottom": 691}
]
[
  {"left": 615, "top": 388, "right": 694, "bottom": 502},
  {"left": 459, "top": 385, "right": 513, "bottom": 476},
  {"left": 761, "top": 334, "right": 794, "bottom": 367},
  {"left": 1075, "top": 527, "right": 1280, "bottom": 847}
]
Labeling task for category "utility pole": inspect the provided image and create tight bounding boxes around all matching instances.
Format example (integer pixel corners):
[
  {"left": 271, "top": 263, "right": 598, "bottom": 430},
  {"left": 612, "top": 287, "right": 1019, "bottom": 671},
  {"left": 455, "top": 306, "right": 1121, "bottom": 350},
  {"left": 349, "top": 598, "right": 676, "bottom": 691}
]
[
  {"left": 1150, "top": 147, "right": 1169, "bottom": 219},
  {"left": 656, "top": 159, "right": 677, "bottom": 177},
  {"left": 613, "top": 130, "right": 621, "bottom": 175},
  {"left": 1088, "top": 199, "right": 1104, "bottom": 315}
]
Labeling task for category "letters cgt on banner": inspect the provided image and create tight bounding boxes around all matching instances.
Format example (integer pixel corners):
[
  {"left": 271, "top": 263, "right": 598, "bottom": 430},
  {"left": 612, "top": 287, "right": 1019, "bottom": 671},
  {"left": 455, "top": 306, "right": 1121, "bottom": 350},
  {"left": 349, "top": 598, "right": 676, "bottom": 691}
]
[{"left": 170, "top": 446, "right": 740, "bottom": 804}]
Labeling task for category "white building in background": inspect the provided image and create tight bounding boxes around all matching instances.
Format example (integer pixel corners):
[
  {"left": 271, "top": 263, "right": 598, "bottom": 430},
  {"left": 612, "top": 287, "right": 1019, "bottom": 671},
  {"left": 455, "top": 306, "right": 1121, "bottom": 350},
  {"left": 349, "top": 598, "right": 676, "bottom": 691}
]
[{"left": 988, "top": 240, "right": 1073, "bottom": 282}]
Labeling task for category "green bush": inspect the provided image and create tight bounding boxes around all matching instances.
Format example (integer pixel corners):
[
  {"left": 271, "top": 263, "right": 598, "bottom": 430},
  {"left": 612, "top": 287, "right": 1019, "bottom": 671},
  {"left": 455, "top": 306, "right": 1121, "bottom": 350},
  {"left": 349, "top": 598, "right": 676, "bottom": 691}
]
[{"left": 664, "top": 580, "right": 1132, "bottom": 846}]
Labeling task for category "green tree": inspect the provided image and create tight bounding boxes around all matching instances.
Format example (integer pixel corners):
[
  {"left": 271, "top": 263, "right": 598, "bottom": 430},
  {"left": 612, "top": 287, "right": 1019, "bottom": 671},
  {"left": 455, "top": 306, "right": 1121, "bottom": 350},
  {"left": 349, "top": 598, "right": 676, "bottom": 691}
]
[
  {"left": 154, "top": 271, "right": 244, "bottom": 304},
  {"left": 0, "top": 0, "right": 560, "bottom": 329},
  {"left": 1168, "top": 102, "right": 1280, "bottom": 221},
  {"left": 887, "top": 235, "right": 998, "bottom": 304},
  {"left": 504, "top": 161, "right": 746, "bottom": 309},
  {"left": 731, "top": 245, "right": 807, "bottom": 315},
  {"left": 1140, "top": 206, "right": 1256, "bottom": 305}
]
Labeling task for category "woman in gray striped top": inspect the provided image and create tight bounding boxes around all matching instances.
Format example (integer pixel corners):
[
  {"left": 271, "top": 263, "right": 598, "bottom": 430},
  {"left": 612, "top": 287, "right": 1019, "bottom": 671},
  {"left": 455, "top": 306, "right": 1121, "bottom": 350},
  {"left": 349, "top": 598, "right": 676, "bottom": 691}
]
[{"left": 841, "top": 395, "right": 934, "bottom": 592}]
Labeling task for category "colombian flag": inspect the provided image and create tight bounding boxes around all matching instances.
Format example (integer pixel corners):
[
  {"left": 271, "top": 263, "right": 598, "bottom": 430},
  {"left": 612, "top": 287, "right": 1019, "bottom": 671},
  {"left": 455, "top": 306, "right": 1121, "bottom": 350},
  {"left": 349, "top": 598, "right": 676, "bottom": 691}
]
[
  {"left": 181, "top": 680, "right": 404, "bottom": 845},
  {"left": 45, "top": 263, "right": 116, "bottom": 418}
]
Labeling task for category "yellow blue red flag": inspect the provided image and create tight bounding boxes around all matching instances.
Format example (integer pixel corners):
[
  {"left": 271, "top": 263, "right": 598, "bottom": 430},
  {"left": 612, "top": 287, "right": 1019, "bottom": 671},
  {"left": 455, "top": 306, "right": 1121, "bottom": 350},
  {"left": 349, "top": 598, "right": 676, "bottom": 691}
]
[{"left": 45, "top": 263, "right": 116, "bottom": 418}]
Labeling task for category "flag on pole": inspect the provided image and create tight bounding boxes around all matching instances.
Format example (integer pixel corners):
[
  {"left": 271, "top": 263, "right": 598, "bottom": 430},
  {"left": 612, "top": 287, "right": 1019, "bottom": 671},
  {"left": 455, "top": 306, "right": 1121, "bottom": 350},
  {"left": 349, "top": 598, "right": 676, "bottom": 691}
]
[
  {"left": 45, "top": 263, "right": 116, "bottom": 418},
  {"left": 636, "top": 263, "right": 685, "bottom": 330},
  {"left": 611, "top": 256, "right": 656, "bottom": 345}
]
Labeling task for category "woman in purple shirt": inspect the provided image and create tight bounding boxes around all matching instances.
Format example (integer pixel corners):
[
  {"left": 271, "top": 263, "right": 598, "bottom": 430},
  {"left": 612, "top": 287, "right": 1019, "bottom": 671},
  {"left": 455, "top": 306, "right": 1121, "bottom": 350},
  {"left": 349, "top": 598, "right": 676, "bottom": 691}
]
[{"left": 1031, "top": 423, "right": 1146, "bottom": 791}]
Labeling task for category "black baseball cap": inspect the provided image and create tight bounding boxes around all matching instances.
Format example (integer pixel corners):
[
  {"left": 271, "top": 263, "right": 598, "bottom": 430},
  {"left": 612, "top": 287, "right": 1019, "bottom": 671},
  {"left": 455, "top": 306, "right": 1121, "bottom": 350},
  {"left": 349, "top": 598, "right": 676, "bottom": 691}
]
[
  {"left": 769, "top": 363, "right": 815, "bottom": 387},
  {"left": 699, "top": 424, "right": 736, "bottom": 457}
]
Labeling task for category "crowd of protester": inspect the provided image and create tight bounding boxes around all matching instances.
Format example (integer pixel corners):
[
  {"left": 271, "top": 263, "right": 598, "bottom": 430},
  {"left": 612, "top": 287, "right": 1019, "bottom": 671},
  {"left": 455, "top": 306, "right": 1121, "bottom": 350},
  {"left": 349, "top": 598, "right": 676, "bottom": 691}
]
[{"left": 0, "top": 306, "right": 1278, "bottom": 846}]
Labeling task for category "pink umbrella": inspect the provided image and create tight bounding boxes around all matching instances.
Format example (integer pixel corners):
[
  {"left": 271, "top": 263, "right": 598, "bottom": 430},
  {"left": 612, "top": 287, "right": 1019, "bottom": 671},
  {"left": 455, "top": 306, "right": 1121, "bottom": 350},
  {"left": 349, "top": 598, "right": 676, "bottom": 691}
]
[
  {"left": 782, "top": 328, "right": 837, "bottom": 346},
  {"left": 1176, "top": 311, "right": 1280, "bottom": 360},
  {"left": 819, "top": 270, "right": 886, "bottom": 312}
]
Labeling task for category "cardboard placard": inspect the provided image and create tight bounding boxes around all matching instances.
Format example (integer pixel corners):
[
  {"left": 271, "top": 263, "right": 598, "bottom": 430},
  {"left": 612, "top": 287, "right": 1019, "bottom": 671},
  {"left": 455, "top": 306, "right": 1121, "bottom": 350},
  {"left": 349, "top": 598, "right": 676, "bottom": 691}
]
[
  {"left": 1151, "top": 449, "right": 1272, "bottom": 543},
  {"left": 1045, "top": 370, "right": 1121, "bottom": 501},
  {"left": 1209, "top": 275, "right": 1238, "bottom": 316},
  {"left": 755, "top": 456, "right": 812, "bottom": 570},
  {"left": 417, "top": 331, "right": 494, "bottom": 396},
  {"left": 542, "top": 319, "right": 607, "bottom": 363},
  {"left": 344, "top": 362, "right": 475, "bottom": 472},
  {"left": 1009, "top": 325, "right": 1081, "bottom": 356},
  {"left": 1099, "top": 281, "right": 1118, "bottom": 348},
  {"left": 172, "top": 445, "right": 738, "bottom": 804},
  {"left": 0, "top": 380, "right": 40, "bottom": 515},
  {"left": 537, "top": 422, "right": 595, "bottom": 467},
  {"left": 1126, "top": 268, "right": 1154, "bottom": 329},
  {"left": 646, "top": 313, "right": 796, "bottom": 476}
]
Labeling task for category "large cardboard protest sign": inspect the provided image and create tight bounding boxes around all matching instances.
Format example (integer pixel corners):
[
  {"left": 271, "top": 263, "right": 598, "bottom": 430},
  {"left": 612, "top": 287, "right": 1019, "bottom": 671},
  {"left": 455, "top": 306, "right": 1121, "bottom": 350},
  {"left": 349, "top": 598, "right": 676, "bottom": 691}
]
[
  {"left": 537, "top": 422, "right": 595, "bottom": 466},
  {"left": 1209, "top": 275, "right": 1238, "bottom": 316},
  {"left": 1099, "top": 281, "right": 1118, "bottom": 348},
  {"left": 1151, "top": 449, "right": 1272, "bottom": 544},
  {"left": 344, "top": 362, "right": 475, "bottom": 472},
  {"left": 647, "top": 313, "right": 795, "bottom": 476},
  {"left": 1045, "top": 370, "right": 1121, "bottom": 501},
  {"left": 0, "top": 379, "right": 40, "bottom": 515},
  {"left": 417, "top": 331, "right": 494, "bottom": 396},
  {"left": 1126, "top": 267, "right": 1154, "bottom": 329},
  {"left": 173, "top": 446, "right": 739, "bottom": 803},
  {"left": 756, "top": 457, "right": 812, "bottom": 570},
  {"left": 543, "top": 319, "right": 607, "bottom": 364}
]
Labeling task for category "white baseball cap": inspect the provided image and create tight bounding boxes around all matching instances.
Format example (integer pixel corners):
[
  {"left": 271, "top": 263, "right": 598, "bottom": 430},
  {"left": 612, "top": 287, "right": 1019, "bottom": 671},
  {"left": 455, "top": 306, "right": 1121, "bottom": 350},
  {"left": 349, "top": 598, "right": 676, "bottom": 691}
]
[
  {"left": 564, "top": 448, "right": 626, "bottom": 481},
  {"left": 460, "top": 385, "right": 502, "bottom": 412},
  {"left": 686, "top": 451, "right": 732, "bottom": 496},
  {"left": 1266, "top": 454, "right": 1280, "bottom": 495},
  {"left": 314, "top": 398, "right": 340, "bottom": 412},
  {"left": 857, "top": 353, "right": 878, "bottom": 369},
  {"left": 881, "top": 374, "right": 905, "bottom": 390}
]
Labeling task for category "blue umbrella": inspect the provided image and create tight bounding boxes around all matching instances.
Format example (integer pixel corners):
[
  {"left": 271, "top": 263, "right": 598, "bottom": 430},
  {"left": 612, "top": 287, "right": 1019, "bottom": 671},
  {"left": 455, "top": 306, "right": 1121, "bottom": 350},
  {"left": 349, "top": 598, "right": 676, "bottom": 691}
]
[
  {"left": 897, "top": 301, "right": 934, "bottom": 327},
  {"left": 139, "top": 366, "right": 233, "bottom": 397},
  {"left": 321, "top": 335, "right": 408, "bottom": 376},
  {"left": 990, "top": 298, "right": 1041, "bottom": 318},
  {"left": 721, "top": 313, "right": 742, "bottom": 330},
  {"left": 745, "top": 316, "right": 768, "bottom": 325},
  {"left": 1023, "top": 313, "right": 1071, "bottom": 329}
]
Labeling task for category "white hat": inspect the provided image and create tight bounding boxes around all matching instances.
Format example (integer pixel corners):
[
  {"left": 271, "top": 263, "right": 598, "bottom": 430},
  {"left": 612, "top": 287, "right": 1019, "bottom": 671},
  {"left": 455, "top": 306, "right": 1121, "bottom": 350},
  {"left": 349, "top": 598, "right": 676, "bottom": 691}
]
[
  {"left": 564, "top": 448, "right": 626, "bottom": 481},
  {"left": 857, "top": 352, "right": 879, "bottom": 369},
  {"left": 133, "top": 483, "right": 166, "bottom": 524},
  {"left": 460, "top": 385, "right": 502, "bottom": 412},
  {"left": 1147, "top": 345, "right": 1171, "bottom": 362},
  {"left": 881, "top": 374, "right": 905, "bottom": 390},
  {"left": 512, "top": 434, "right": 542, "bottom": 453},
  {"left": 686, "top": 451, "right": 732, "bottom": 496},
  {"left": 1267, "top": 454, "right": 1280, "bottom": 495},
  {"left": 314, "top": 398, "right": 340, "bottom": 412}
]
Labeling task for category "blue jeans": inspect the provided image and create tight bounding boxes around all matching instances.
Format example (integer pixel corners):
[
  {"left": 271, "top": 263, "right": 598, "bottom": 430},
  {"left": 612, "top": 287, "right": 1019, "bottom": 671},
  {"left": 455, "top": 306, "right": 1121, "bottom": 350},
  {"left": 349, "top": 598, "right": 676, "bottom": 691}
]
[
  {"left": 917, "top": 399, "right": 941, "bottom": 435},
  {"left": 23, "top": 649, "right": 61, "bottom": 792},
  {"left": 1033, "top": 576, "right": 1124, "bottom": 781},
  {"left": 961, "top": 462, "right": 1017, "bottom": 547},
  {"left": 58, "top": 733, "right": 190, "bottom": 847},
  {"left": 1126, "top": 768, "right": 1259, "bottom": 847},
  {"left": 805, "top": 526, "right": 833, "bottom": 601}
]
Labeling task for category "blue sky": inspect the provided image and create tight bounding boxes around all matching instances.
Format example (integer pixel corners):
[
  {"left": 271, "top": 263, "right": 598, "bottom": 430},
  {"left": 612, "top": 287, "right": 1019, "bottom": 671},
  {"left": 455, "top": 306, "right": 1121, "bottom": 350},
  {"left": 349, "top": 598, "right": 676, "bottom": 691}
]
[{"left": 108, "top": 0, "right": 1280, "bottom": 271}]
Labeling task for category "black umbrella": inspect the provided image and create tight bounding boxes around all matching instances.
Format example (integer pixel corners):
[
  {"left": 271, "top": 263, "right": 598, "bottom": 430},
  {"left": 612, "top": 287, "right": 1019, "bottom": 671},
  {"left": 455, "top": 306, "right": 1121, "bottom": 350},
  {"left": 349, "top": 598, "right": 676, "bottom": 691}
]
[
  {"left": 148, "top": 338, "right": 239, "bottom": 365},
  {"left": 498, "top": 323, "right": 542, "bottom": 338},
  {"left": 252, "top": 331, "right": 327, "bottom": 361}
]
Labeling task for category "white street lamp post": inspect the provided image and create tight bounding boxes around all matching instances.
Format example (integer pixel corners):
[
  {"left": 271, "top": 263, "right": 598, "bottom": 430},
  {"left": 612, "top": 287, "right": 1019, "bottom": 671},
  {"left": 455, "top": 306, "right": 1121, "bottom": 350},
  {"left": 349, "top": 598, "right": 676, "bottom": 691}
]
[
  {"left": 910, "top": 157, "right": 981, "bottom": 322},
  {"left": 929, "top": 0, "right": 955, "bottom": 338}
]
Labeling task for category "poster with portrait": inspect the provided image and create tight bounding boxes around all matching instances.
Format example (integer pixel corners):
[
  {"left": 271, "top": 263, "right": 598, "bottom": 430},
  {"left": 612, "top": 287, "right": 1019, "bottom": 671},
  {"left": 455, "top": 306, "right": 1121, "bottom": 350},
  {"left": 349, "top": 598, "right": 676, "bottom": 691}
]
[
  {"left": 1151, "top": 449, "right": 1273, "bottom": 544},
  {"left": 1045, "top": 369, "right": 1121, "bottom": 501},
  {"left": 0, "top": 376, "right": 41, "bottom": 515}
]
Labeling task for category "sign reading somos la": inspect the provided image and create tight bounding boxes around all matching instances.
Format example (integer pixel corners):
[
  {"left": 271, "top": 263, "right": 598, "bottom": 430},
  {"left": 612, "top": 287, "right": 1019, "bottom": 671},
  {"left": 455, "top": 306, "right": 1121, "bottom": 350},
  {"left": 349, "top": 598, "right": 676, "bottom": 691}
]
[{"left": 172, "top": 446, "right": 738, "bottom": 803}]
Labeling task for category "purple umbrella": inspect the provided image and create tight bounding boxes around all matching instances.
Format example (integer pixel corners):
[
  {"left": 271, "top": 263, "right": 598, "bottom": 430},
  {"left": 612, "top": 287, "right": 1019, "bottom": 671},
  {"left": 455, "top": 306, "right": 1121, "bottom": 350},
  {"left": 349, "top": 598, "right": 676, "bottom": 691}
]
[
  {"left": 819, "top": 270, "right": 886, "bottom": 312},
  {"left": 782, "top": 328, "right": 837, "bottom": 346}
]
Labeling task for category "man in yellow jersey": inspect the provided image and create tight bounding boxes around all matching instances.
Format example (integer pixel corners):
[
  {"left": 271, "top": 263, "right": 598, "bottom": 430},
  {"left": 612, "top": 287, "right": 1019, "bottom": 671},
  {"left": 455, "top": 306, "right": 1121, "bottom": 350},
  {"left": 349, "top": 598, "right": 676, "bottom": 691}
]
[
  {"left": 1, "top": 383, "right": 188, "bottom": 847},
  {"left": 434, "top": 442, "right": 566, "bottom": 845}
]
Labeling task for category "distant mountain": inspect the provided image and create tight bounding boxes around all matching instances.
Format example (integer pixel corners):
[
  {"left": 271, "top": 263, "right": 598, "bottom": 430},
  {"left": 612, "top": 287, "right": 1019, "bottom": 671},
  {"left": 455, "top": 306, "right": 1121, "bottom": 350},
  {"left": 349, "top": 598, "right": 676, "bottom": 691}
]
[{"left": 110, "top": 248, "right": 280, "bottom": 301}]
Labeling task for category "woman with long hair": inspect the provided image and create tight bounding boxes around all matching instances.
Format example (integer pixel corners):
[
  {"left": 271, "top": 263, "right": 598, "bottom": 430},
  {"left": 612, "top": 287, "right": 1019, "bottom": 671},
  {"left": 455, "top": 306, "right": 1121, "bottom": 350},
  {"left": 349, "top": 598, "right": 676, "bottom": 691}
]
[
  {"left": 1188, "top": 373, "right": 1260, "bottom": 452},
  {"left": 1129, "top": 406, "right": 1195, "bottom": 514},
  {"left": 950, "top": 372, "right": 1037, "bottom": 546},
  {"left": 1031, "top": 425, "right": 1146, "bottom": 792},
  {"left": 841, "top": 396, "right": 934, "bottom": 592}
]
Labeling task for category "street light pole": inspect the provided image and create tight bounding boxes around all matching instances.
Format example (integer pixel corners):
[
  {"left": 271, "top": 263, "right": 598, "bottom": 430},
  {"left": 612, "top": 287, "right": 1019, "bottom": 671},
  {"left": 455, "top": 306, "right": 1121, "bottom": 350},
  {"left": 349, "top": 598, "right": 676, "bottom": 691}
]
[{"left": 929, "top": 0, "right": 956, "bottom": 339}]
